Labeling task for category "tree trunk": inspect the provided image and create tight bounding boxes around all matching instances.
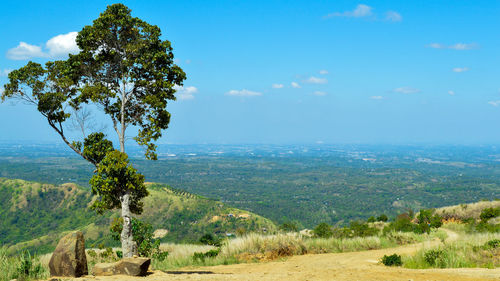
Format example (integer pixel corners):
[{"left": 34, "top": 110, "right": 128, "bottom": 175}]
[{"left": 120, "top": 193, "right": 137, "bottom": 257}]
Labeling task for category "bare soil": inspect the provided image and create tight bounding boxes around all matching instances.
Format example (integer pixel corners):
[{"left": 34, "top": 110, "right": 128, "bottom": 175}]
[{"left": 56, "top": 230, "right": 500, "bottom": 281}]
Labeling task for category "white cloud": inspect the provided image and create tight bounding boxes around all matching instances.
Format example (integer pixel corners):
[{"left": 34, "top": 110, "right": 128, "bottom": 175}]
[
  {"left": 6, "top": 31, "right": 79, "bottom": 60},
  {"left": 272, "top": 83, "right": 284, "bottom": 89},
  {"left": 385, "top": 11, "right": 402, "bottom": 22},
  {"left": 306, "top": 76, "right": 328, "bottom": 84},
  {"left": 174, "top": 85, "right": 198, "bottom": 100},
  {"left": 452, "top": 67, "right": 469, "bottom": 73},
  {"left": 489, "top": 100, "right": 500, "bottom": 107},
  {"left": 6, "top": 42, "right": 46, "bottom": 60},
  {"left": 448, "top": 90, "right": 455, "bottom": 96},
  {"left": 393, "top": 87, "right": 420, "bottom": 94},
  {"left": 45, "top": 32, "right": 79, "bottom": 57},
  {"left": 226, "top": 89, "right": 262, "bottom": 97},
  {"left": 326, "top": 4, "right": 373, "bottom": 18},
  {"left": 319, "top": 70, "right": 329, "bottom": 75},
  {"left": 313, "top": 91, "right": 327, "bottom": 96},
  {"left": 291, "top": 82, "right": 301, "bottom": 88},
  {"left": 370, "top": 96, "right": 384, "bottom": 100},
  {"left": 427, "top": 43, "right": 478, "bottom": 50}
]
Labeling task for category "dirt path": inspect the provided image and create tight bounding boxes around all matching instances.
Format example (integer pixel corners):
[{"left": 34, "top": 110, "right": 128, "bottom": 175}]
[{"left": 68, "top": 230, "right": 500, "bottom": 281}]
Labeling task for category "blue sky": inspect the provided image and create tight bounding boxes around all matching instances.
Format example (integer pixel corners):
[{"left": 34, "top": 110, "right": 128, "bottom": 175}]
[{"left": 0, "top": 0, "right": 499, "bottom": 145}]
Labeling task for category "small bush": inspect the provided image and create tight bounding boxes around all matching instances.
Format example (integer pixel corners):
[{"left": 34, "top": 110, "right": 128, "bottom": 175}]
[
  {"left": 485, "top": 239, "right": 500, "bottom": 249},
  {"left": 377, "top": 214, "right": 388, "bottom": 222},
  {"left": 381, "top": 254, "right": 402, "bottom": 266},
  {"left": 480, "top": 207, "right": 500, "bottom": 222},
  {"left": 193, "top": 249, "right": 220, "bottom": 262},
  {"left": 424, "top": 249, "right": 444, "bottom": 266},
  {"left": 199, "top": 234, "right": 221, "bottom": 247},
  {"left": 313, "top": 223, "right": 333, "bottom": 238}
]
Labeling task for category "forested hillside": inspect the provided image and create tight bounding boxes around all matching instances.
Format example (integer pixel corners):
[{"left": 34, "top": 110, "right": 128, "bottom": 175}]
[
  {"left": 1, "top": 144, "right": 499, "bottom": 227},
  {"left": 0, "top": 178, "right": 276, "bottom": 254}
]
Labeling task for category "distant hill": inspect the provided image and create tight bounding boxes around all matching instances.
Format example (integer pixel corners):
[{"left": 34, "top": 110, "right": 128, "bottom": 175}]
[{"left": 0, "top": 178, "right": 276, "bottom": 254}]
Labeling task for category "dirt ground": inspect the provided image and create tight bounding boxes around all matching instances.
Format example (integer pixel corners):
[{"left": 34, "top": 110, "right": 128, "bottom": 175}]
[{"left": 56, "top": 230, "right": 500, "bottom": 281}]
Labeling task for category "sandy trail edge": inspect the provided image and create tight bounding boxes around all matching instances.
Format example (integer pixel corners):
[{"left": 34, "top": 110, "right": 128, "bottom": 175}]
[{"left": 54, "top": 229, "right": 499, "bottom": 281}]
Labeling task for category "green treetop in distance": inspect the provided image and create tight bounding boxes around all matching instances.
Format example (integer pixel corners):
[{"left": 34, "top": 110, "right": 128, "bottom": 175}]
[{"left": 2, "top": 3, "right": 186, "bottom": 257}]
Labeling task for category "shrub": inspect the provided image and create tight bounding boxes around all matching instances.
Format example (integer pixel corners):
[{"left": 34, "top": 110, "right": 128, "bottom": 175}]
[
  {"left": 313, "top": 223, "right": 333, "bottom": 238},
  {"left": 377, "top": 214, "right": 388, "bottom": 222},
  {"left": 485, "top": 239, "right": 500, "bottom": 249},
  {"left": 424, "top": 249, "right": 444, "bottom": 266},
  {"left": 280, "top": 221, "right": 300, "bottom": 232},
  {"left": 13, "top": 250, "right": 46, "bottom": 281},
  {"left": 480, "top": 207, "right": 500, "bottom": 222},
  {"left": 367, "top": 216, "right": 376, "bottom": 223},
  {"left": 110, "top": 217, "right": 168, "bottom": 258},
  {"left": 193, "top": 249, "right": 220, "bottom": 262},
  {"left": 199, "top": 234, "right": 221, "bottom": 247},
  {"left": 381, "top": 254, "right": 402, "bottom": 266}
]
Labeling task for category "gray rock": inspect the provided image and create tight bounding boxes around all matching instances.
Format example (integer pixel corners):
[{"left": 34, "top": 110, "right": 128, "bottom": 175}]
[
  {"left": 93, "top": 257, "right": 150, "bottom": 276},
  {"left": 48, "top": 231, "right": 88, "bottom": 277}
]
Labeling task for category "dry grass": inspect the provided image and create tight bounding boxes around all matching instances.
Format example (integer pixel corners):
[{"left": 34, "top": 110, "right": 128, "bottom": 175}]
[
  {"left": 403, "top": 227, "right": 500, "bottom": 269},
  {"left": 434, "top": 200, "right": 500, "bottom": 221}
]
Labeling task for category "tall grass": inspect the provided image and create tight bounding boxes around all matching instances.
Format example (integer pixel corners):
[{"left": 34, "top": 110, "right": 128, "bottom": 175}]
[
  {"left": 152, "top": 230, "right": 443, "bottom": 271},
  {"left": 0, "top": 246, "right": 49, "bottom": 281},
  {"left": 403, "top": 231, "right": 500, "bottom": 269}
]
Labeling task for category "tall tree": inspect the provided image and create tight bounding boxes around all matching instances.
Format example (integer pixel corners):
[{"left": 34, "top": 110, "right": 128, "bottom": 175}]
[{"left": 2, "top": 4, "right": 186, "bottom": 257}]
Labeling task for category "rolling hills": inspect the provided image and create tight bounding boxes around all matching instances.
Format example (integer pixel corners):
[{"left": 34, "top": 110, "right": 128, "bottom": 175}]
[{"left": 0, "top": 178, "right": 276, "bottom": 254}]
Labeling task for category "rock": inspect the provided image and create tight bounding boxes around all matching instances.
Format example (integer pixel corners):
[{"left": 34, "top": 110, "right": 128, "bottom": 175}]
[
  {"left": 48, "top": 231, "right": 88, "bottom": 277},
  {"left": 93, "top": 257, "right": 151, "bottom": 276}
]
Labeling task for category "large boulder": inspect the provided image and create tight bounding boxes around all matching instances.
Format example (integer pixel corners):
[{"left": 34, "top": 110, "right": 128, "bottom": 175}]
[
  {"left": 48, "top": 231, "right": 88, "bottom": 277},
  {"left": 93, "top": 257, "right": 151, "bottom": 276}
]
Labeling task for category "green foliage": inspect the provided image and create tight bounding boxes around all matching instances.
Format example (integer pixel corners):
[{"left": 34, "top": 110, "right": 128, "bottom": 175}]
[
  {"left": 192, "top": 249, "right": 220, "bottom": 262},
  {"left": 313, "top": 223, "right": 333, "bottom": 238},
  {"left": 82, "top": 133, "right": 114, "bottom": 165},
  {"left": 367, "top": 216, "right": 376, "bottom": 223},
  {"left": 381, "top": 254, "right": 402, "bottom": 266},
  {"left": 479, "top": 207, "right": 500, "bottom": 222},
  {"left": 110, "top": 217, "right": 164, "bottom": 258},
  {"left": 424, "top": 249, "right": 444, "bottom": 266},
  {"left": 13, "top": 250, "right": 46, "bottom": 281},
  {"left": 90, "top": 151, "right": 148, "bottom": 215},
  {"left": 377, "top": 214, "right": 389, "bottom": 222},
  {"left": 199, "top": 234, "right": 221, "bottom": 247},
  {"left": 73, "top": 3, "right": 186, "bottom": 160},
  {"left": 279, "top": 221, "right": 301, "bottom": 232},
  {"left": 348, "top": 220, "right": 379, "bottom": 237},
  {"left": 485, "top": 239, "right": 500, "bottom": 249}
]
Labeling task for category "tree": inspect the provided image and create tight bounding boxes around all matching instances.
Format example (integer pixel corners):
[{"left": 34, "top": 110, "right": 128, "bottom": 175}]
[{"left": 2, "top": 4, "right": 185, "bottom": 257}]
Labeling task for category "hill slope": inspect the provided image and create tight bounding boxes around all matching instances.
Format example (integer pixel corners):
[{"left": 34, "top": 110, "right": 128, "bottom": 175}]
[{"left": 0, "top": 178, "right": 276, "bottom": 254}]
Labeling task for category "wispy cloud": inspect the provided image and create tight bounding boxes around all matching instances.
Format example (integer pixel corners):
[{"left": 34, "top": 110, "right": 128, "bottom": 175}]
[
  {"left": 226, "top": 89, "right": 262, "bottom": 97},
  {"left": 370, "top": 96, "right": 384, "bottom": 100},
  {"left": 393, "top": 87, "right": 420, "bottom": 94},
  {"left": 385, "top": 11, "right": 402, "bottom": 22},
  {"left": 488, "top": 100, "right": 500, "bottom": 107},
  {"left": 452, "top": 67, "right": 469, "bottom": 73},
  {"left": 6, "top": 31, "right": 79, "bottom": 60},
  {"left": 427, "top": 43, "right": 478, "bottom": 50},
  {"left": 325, "top": 4, "right": 373, "bottom": 18},
  {"left": 319, "top": 70, "right": 329, "bottom": 75},
  {"left": 291, "top": 82, "right": 301, "bottom": 88},
  {"left": 272, "top": 84, "right": 284, "bottom": 89},
  {"left": 174, "top": 85, "right": 198, "bottom": 100},
  {"left": 448, "top": 90, "right": 455, "bottom": 96},
  {"left": 306, "top": 76, "right": 328, "bottom": 84}
]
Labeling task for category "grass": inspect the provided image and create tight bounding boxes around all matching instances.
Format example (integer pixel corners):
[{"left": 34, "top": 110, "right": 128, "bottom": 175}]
[
  {"left": 152, "top": 229, "right": 444, "bottom": 271},
  {"left": 435, "top": 200, "right": 500, "bottom": 221},
  {"left": 0, "top": 246, "right": 49, "bottom": 281},
  {"left": 403, "top": 227, "right": 500, "bottom": 269}
]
